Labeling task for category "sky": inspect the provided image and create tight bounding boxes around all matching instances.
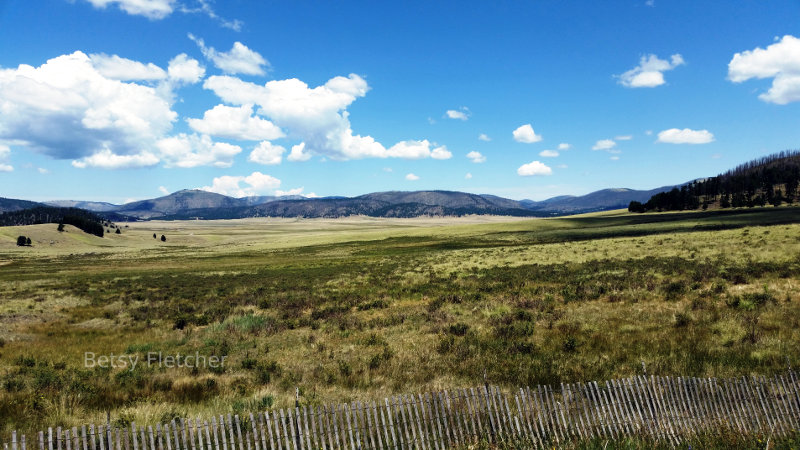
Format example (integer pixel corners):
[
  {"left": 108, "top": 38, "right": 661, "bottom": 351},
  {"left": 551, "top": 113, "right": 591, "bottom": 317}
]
[{"left": 0, "top": 0, "right": 799, "bottom": 203}]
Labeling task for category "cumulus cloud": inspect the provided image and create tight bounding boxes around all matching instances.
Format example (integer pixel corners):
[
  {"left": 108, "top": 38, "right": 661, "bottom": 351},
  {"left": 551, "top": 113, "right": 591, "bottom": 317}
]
[
  {"left": 557, "top": 143, "right": 571, "bottom": 150},
  {"left": 512, "top": 124, "right": 542, "bottom": 143},
  {"left": 618, "top": 54, "right": 685, "bottom": 88},
  {"left": 728, "top": 35, "right": 800, "bottom": 104},
  {"left": 539, "top": 150, "right": 559, "bottom": 157},
  {"left": 187, "top": 104, "right": 283, "bottom": 141},
  {"left": 0, "top": 51, "right": 176, "bottom": 167},
  {"left": 517, "top": 161, "right": 552, "bottom": 176},
  {"left": 82, "top": 0, "right": 175, "bottom": 19},
  {"left": 72, "top": 149, "right": 160, "bottom": 169},
  {"left": 201, "top": 171, "right": 281, "bottom": 197},
  {"left": 445, "top": 107, "right": 469, "bottom": 121},
  {"left": 275, "top": 187, "right": 317, "bottom": 197},
  {"left": 465, "top": 172, "right": 472, "bottom": 179},
  {"left": 478, "top": 133, "right": 491, "bottom": 142},
  {"left": 466, "top": 151, "right": 486, "bottom": 163},
  {"left": 155, "top": 133, "right": 241, "bottom": 168},
  {"left": 656, "top": 128, "right": 715, "bottom": 144},
  {"left": 287, "top": 142, "right": 312, "bottom": 162},
  {"left": 167, "top": 54, "right": 205, "bottom": 84},
  {"left": 90, "top": 53, "right": 166, "bottom": 81},
  {"left": 189, "top": 34, "right": 269, "bottom": 76},
  {"left": 405, "top": 173, "right": 420, "bottom": 181},
  {"left": 248, "top": 141, "right": 285, "bottom": 165},
  {"left": 0, "top": 144, "right": 11, "bottom": 172},
  {"left": 158, "top": 186, "right": 169, "bottom": 195},
  {"left": 592, "top": 139, "right": 617, "bottom": 151},
  {"left": 204, "top": 73, "right": 449, "bottom": 161}
]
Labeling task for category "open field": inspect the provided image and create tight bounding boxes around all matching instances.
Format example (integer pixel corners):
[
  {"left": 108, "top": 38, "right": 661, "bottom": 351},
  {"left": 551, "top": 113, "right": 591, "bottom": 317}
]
[{"left": 2, "top": 208, "right": 800, "bottom": 438}]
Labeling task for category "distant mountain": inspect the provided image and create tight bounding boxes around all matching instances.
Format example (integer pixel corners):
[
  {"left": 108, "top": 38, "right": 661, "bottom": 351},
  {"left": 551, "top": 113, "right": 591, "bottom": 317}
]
[
  {"left": 3, "top": 186, "right": 682, "bottom": 221},
  {"left": 45, "top": 200, "right": 120, "bottom": 212},
  {"left": 522, "top": 187, "right": 675, "bottom": 214},
  {"left": 115, "top": 190, "right": 244, "bottom": 219},
  {"left": 0, "top": 197, "right": 42, "bottom": 214}
]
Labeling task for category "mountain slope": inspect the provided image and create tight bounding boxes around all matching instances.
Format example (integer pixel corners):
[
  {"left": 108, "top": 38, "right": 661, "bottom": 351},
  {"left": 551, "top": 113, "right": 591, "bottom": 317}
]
[
  {"left": 116, "top": 190, "right": 243, "bottom": 219},
  {"left": 0, "top": 197, "right": 43, "bottom": 214},
  {"left": 523, "top": 186, "right": 675, "bottom": 214},
  {"left": 636, "top": 150, "right": 800, "bottom": 212},
  {"left": 45, "top": 200, "right": 120, "bottom": 212}
]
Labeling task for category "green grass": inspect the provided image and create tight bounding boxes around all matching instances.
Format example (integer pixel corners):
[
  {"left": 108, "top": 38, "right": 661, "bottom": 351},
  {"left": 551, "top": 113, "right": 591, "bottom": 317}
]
[{"left": 1, "top": 207, "right": 800, "bottom": 437}]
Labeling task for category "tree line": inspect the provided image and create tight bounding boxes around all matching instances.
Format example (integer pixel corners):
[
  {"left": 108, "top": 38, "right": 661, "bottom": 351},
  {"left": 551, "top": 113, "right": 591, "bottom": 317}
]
[{"left": 631, "top": 150, "right": 800, "bottom": 213}]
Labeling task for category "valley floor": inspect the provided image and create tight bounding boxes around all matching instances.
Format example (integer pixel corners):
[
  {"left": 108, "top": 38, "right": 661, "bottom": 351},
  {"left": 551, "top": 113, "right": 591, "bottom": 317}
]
[{"left": 1, "top": 207, "right": 800, "bottom": 437}]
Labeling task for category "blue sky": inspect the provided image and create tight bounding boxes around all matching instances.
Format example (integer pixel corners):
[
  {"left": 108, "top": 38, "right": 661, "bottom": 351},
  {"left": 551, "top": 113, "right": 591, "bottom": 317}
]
[{"left": 0, "top": 0, "right": 798, "bottom": 203}]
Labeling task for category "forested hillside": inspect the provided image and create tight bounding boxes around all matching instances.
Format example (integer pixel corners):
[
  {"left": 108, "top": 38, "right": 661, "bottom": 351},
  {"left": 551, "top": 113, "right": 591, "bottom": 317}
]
[
  {"left": 631, "top": 150, "right": 800, "bottom": 212},
  {"left": 0, "top": 206, "right": 108, "bottom": 237}
]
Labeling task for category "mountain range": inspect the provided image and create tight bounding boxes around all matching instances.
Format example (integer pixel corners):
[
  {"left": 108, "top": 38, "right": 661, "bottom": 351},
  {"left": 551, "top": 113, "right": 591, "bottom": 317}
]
[{"left": 0, "top": 185, "right": 674, "bottom": 219}]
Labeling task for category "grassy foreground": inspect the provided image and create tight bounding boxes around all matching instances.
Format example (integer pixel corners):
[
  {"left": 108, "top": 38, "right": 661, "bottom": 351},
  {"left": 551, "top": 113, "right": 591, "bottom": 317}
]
[{"left": 1, "top": 208, "right": 800, "bottom": 437}]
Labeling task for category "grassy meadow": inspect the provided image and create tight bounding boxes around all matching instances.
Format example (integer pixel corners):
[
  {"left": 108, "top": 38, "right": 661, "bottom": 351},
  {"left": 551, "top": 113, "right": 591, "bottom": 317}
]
[{"left": 2, "top": 208, "right": 800, "bottom": 437}]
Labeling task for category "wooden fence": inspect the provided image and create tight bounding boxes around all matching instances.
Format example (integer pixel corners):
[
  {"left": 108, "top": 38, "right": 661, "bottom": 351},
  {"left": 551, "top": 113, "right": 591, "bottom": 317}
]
[{"left": 4, "top": 372, "right": 800, "bottom": 449}]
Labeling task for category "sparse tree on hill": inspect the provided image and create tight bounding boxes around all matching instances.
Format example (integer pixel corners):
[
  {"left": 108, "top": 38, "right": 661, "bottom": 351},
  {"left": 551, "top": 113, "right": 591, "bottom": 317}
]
[
  {"left": 16, "top": 236, "right": 27, "bottom": 246},
  {"left": 153, "top": 233, "right": 157, "bottom": 239},
  {"left": 57, "top": 223, "right": 64, "bottom": 232},
  {"left": 161, "top": 234, "right": 166, "bottom": 242},
  {"left": 26, "top": 237, "right": 31, "bottom": 246},
  {"left": 115, "top": 228, "right": 121, "bottom": 234}
]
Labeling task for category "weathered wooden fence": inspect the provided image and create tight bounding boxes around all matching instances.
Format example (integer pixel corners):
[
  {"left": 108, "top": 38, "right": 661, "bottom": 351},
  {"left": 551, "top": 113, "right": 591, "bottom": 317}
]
[{"left": 4, "top": 372, "right": 800, "bottom": 449}]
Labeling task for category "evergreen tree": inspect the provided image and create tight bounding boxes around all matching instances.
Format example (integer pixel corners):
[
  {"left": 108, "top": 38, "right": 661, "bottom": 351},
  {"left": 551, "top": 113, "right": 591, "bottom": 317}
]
[
  {"left": 57, "top": 223, "right": 64, "bottom": 232},
  {"left": 161, "top": 235, "right": 166, "bottom": 242},
  {"left": 16, "top": 236, "right": 27, "bottom": 246},
  {"left": 26, "top": 237, "right": 31, "bottom": 246}
]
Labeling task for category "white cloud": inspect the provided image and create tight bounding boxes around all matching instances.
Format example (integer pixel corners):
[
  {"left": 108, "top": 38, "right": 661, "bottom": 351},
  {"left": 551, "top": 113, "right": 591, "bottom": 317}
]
[
  {"left": 167, "top": 54, "right": 205, "bottom": 84},
  {"left": 383, "top": 167, "right": 393, "bottom": 172},
  {"left": 275, "top": 187, "right": 317, "bottom": 197},
  {"left": 203, "top": 71, "right": 449, "bottom": 161},
  {"left": 517, "top": 161, "right": 552, "bottom": 176},
  {"left": 728, "top": 35, "right": 800, "bottom": 104},
  {"left": 158, "top": 186, "right": 169, "bottom": 195},
  {"left": 201, "top": 171, "right": 281, "bottom": 197},
  {"left": 189, "top": 34, "right": 269, "bottom": 76},
  {"left": 180, "top": 0, "right": 242, "bottom": 31},
  {"left": 645, "top": 130, "right": 653, "bottom": 136},
  {"left": 478, "top": 133, "right": 491, "bottom": 142},
  {"left": 248, "top": 141, "right": 285, "bottom": 165},
  {"left": 187, "top": 104, "right": 284, "bottom": 141},
  {"left": 466, "top": 151, "right": 486, "bottom": 163},
  {"left": 287, "top": 143, "right": 312, "bottom": 162},
  {"left": 0, "top": 51, "right": 177, "bottom": 167},
  {"left": 539, "top": 150, "right": 559, "bottom": 158},
  {"left": 82, "top": 0, "right": 175, "bottom": 19},
  {"left": 512, "top": 124, "right": 542, "bottom": 143},
  {"left": 656, "top": 128, "right": 715, "bottom": 144},
  {"left": 592, "top": 139, "right": 617, "bottom": 151},
  {"left": 557, "top": 143, "right": 570, "bottom": 150},
  {"left": 445, "top": 107, "right": 469, "bottom": 121},
  {"left": 465, "top": 172, "right": 472, "bottom": 179},
  {"left": 90, "top": 53, "right": 166, "bottom": 81},
  {"left": 155, "top": 133, "right": 241, "bottom": 168},
  {"left": 405, "top": 173, "right": 420, "bottom": 181},
  {"left": 610, "top": 156, "right": 620, "bottom": 161},
  {"left": 37, "top": 167, "right": 49, "bottom": 174},
  {"left": 615, "top": 135, "right": 633, "bottom": 141},
  {"left": 0, "top": 145, "right": 11, "bottom": 172},
  {"left": 430, "top": 146, "right": 453, "bottom": 160},
  {"left": 618, "top": 54, "right": 685, "bottom": 88},
  {"left": 72, "top": 149, "right": 160, "bottom": 169}
]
